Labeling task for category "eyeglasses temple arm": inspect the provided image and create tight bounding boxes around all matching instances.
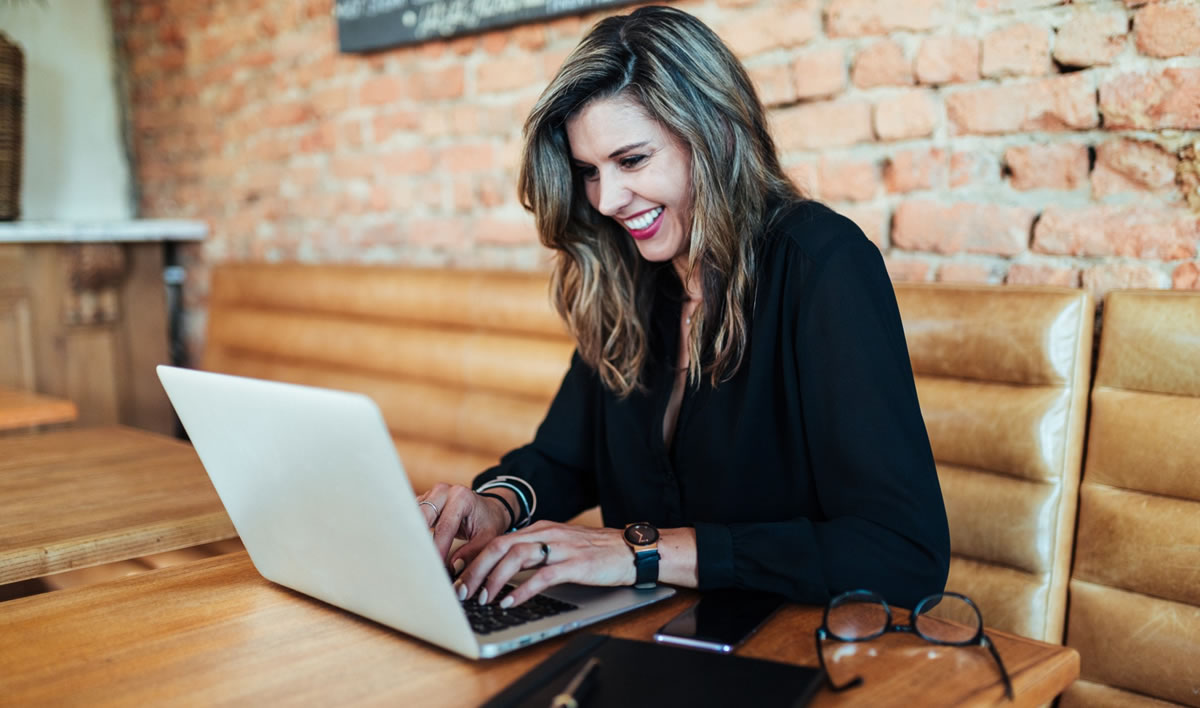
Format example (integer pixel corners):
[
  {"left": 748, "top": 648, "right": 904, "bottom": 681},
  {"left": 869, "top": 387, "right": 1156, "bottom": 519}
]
[
  {"left": 814, "top": 629, "right": 864, "bottom": 693},
  {"left": 982, "top": 635, "right": 1014, "bottom": 700}
]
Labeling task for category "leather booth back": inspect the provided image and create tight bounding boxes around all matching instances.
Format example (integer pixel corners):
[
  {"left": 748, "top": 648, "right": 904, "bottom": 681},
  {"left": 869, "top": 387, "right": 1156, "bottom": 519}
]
[
  {"left": 1061, "top": 290, "right": 1200, "bottom": 707},
  {"left": 204, "top": 264, "right": 572, "bottom": 494},
  {"left": 894, "top": 283, "right": 1093, "bottom": 643}
]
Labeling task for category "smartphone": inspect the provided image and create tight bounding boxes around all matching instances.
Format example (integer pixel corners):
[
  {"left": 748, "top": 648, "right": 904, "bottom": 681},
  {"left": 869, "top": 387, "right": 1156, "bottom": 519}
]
[{"left": 653, "top": 589, "right": 785, "bottom": 653}]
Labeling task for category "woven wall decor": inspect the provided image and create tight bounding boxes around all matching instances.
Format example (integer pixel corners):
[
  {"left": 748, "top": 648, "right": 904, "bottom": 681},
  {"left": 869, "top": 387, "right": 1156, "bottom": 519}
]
[{"left": 0, "top": 32, "right": 24, "bottom": 221}]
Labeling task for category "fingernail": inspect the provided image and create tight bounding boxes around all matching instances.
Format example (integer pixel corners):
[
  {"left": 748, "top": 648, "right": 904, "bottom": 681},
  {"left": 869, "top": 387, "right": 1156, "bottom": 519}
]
[
  {"left": 500, "top": 597, "right": 514, "bottom": 609},
  {"left": 455, "top": 580, "right": 467, "bottom": 602},
  {"left": 478, "top": 588, "right": 489, "bottom": 606},
  {"left": 452, "top": 558, "right": 465, "bottom": 575}
]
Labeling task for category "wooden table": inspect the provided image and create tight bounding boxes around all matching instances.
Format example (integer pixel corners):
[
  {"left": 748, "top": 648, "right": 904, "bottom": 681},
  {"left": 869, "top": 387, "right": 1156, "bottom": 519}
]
[
  {"left": 0, "top": 425, "right": 236, "bottom": 585},
  {"left": 0, "top": 552, "right": 1078, "bottom": 706},
  {"left": 0, "top": 387, "right": 78, "bottom": 431}
]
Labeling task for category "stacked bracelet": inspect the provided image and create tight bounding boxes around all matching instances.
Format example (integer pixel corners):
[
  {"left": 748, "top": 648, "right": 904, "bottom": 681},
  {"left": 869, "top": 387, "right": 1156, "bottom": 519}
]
[
  {"left": 475, "top": 476, "right": 537, "bottom": 530},
  {"left": 476, "top": 491, "right": 516, "bottom": 532}
]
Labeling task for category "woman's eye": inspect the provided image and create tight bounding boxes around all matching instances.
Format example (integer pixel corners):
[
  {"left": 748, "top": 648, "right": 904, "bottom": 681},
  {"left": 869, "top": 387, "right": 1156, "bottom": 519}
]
[{"left": 620, "top": 155, "right": 647, "bottom": 169}]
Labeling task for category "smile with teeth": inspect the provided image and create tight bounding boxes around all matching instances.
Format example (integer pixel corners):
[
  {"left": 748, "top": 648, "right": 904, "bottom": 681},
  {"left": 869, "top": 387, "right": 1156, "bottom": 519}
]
[{"left": 623, "top": 207, "right": 663, "bottom": 231}]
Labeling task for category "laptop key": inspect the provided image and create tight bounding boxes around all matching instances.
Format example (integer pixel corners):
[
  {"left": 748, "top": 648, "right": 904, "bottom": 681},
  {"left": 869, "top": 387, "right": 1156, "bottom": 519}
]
[{"left": 461, "top": 587, "right": 579, "bottom": 634}]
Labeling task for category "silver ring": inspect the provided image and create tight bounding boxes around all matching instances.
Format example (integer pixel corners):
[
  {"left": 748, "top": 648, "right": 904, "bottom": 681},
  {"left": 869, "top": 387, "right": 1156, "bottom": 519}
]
[
  {"left": 537, "top": 542, "right": 550, "bottom": 567},
  {"left": 419, "top": 500, "right": 440, "bottom": 517}
]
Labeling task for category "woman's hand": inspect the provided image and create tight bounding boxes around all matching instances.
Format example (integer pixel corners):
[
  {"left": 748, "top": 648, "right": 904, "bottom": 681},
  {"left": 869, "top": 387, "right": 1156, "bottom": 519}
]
[
  {"left": 415, "top": 483, "right": 513, "bottom": 572},
  {"left": 455, "top": 521, "right": 637, "bottom": 608}
]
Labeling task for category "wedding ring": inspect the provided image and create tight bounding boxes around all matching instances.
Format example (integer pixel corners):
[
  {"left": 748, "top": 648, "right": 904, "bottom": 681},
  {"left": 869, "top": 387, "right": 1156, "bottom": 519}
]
[
  {"left": 419, "top": 500, "right": 440, "bottom": 519},
  {"left": 538, "top": 542, "right": 550, "bottom": 567}
]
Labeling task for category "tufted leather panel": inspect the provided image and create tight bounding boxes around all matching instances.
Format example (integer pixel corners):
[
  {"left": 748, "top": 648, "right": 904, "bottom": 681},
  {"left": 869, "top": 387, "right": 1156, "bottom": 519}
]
[
  {"left": 1065, "top": 581, "right": 1200, "bottom": 707},
  {"left": 1062, "top": 679, "right": 1184, "bottom": 707},
  {"left": 895, "top": 283, "right": 1093, "bottom": 644},
  {"left": 896, "top": 285, "right": 1088, "bottom": 386},
  {"left": 1093, "top": 290, "right": 1200, "bottom": 397},
  {"left": 1066, "top": 289, "right": 1200, "bottom": 706},
  {"left": 204, "top": 265, "right": 571, "bottom": 494}
]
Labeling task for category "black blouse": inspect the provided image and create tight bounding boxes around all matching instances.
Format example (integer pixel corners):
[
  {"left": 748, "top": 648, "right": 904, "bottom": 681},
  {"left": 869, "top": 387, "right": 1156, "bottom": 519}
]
[{"left": 474, "top": 200, "right": 950, "bottom": 609}]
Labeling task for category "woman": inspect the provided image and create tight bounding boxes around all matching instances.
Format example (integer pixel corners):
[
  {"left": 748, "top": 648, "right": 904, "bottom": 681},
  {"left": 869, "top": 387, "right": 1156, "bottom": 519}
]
[{"left": 417, "top": 6, "right": 949, "bottom": 611}]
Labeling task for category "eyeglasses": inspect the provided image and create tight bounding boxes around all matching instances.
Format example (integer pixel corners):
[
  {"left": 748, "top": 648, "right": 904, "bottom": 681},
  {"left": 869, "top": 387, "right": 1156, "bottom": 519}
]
[{"left": 814, "top": 590, "right": 1013, "bottom": 700}]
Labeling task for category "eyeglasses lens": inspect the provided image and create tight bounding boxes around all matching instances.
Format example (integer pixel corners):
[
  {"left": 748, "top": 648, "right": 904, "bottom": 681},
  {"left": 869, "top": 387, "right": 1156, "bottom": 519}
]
[
  {"left": 827, "top": 596, "right": 889, "bottom": 640},
  {"left": 914, "top": 594, "right": 980, "bottom": 644}
]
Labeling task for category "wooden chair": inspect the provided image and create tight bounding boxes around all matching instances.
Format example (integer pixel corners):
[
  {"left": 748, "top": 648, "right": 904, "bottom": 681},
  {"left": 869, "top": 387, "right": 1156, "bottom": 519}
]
[
  {"left": 895, "top": 283, "right": 1093, "bottom": 643},
  {"left": 1061, "top": 290, "right": 1200, "bottom": 706}
]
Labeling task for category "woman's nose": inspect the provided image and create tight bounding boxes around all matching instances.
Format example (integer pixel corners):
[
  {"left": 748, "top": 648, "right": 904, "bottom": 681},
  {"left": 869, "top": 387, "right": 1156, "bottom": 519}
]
[{"left": 595, "top": 173, "right": 632, "bottom": 217}]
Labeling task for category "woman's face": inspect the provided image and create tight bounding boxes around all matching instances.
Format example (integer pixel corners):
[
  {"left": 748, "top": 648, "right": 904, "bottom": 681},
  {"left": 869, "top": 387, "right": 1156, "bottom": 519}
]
[{"left": 565, "top": 96, "right": 694, "bottom": 272}]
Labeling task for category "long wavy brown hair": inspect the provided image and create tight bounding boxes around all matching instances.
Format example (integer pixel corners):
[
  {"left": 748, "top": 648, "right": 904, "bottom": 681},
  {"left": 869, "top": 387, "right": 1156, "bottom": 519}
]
[{"left": 518, "top": 6, "right": 803, "bottom": 397}]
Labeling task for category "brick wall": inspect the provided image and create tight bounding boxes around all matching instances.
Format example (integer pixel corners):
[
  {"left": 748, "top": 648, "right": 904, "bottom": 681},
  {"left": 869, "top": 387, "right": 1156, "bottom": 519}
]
[{"left": 108, "top": 0, "right": 1200, "bottom": 360}]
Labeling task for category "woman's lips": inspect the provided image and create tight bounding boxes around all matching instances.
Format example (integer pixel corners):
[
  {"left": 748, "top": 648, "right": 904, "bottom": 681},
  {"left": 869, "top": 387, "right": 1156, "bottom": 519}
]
[{"left": 627, "top": 208, "right": 664, "bottom": 240}]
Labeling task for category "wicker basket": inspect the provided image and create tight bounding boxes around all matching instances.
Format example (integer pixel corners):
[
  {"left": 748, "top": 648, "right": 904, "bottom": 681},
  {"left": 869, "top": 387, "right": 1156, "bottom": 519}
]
[{"left": 0, "top": 32, "right": 25, "bottom": 221}]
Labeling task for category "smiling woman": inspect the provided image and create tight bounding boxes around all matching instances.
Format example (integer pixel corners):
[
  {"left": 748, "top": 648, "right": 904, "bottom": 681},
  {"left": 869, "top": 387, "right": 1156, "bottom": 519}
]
[{"left": 415, "top": 6, "right": 950, "bottom": 614}]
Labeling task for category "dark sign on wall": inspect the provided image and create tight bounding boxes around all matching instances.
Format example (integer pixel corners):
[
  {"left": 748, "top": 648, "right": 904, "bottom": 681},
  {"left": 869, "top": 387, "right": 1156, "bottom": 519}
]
[{"left": 335, "top": 0, "right": 637, "bottom": 53}]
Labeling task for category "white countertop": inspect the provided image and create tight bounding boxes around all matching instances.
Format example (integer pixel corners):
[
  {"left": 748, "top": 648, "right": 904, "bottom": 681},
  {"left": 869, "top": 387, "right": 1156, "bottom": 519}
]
[{"left": 0, "top": 219, "right": 208, "bottom": 243}]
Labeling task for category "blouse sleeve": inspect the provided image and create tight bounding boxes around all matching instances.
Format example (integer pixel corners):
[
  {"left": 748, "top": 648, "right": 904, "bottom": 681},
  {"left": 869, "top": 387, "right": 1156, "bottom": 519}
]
[
  {"left": 471, "top": 351, "right": 599, "bottom": 523},
  {"left": 693, "top": 231, "right": 950, "bottom": 609}
]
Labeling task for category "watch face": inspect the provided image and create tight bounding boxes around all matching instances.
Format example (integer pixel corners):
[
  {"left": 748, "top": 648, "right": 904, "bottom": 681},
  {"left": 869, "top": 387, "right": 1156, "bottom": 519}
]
[{"left": 625, "top": 523, "right": 659, "bottom": 546}]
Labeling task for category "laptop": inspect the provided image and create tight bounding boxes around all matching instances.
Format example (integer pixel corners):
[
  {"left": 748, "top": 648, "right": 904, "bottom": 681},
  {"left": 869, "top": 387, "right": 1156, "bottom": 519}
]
[{"left": 156, "top": 366, "right": 675, "bottom": 659}]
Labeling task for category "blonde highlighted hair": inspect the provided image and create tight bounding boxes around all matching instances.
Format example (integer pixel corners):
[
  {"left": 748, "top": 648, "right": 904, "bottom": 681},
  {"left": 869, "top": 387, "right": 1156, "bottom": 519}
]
[{"left": 519, "top": 6, "right": 802, "bottom": 397}]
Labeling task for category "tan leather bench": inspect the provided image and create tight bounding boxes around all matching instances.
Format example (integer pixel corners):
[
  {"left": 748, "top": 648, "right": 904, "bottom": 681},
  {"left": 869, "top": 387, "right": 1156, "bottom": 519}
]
[{"left": 1061, "top": 290, "right": 1200, "bottom": 707}]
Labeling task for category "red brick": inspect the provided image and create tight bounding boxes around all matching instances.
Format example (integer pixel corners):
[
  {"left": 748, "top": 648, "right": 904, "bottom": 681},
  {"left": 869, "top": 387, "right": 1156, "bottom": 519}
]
[
  {"left": 1005, "top": 264, "right": 1081, "bottom": 287},
  {"left": 915, "top": 36, "right": 980, "bottom": 85},
  {"left": 1100, "top": 69, "right": 1200, "bottom": 129},
  {"left": 1004, "top": 144, "right": 1089, "bottom": 191},
  {"left": 722, "top": 6, "right": 819, "bottom": 57},
  {"left": 893, "top": 201, "right": 1034, "bottom": 255},
  {"left": 825, "top": 0, "right": 948, "bottom": 37},
  {"left": 1091, "top": 139, "right": 1181, "bottom": 200},
  {"left": 785, "top": 163, "right": 819, "bottom": 195},
  {"left": 1053, "top": 10, "right": 1127, "bottom": 67},
  {"left": 982, "top": 23, "right": 1052, "bottom": 77},
  {"left": 884, "top": 149, "right": 948, "bottom": 193},
  {"left": 884, "top": 258, "right": 931, "bottom": 282},
  {"left": 840, "top": 205, "right": 888, "bottom": 247},
  {"left": 873, "top": 90, "right": 937, "bottom": 141},
  {"left": 373, "top": 109, "right": 422, "bottom": 141},
  {"left": 476, "top": 54, "right": 542, "bottom": 94},
  {"left": 950, "top": 152, "right": 997, "bottom": 188},
  {"left": 441, "top": 144, "right": 495, "bottom": 173},
  {"left": 475, "top": 216, "right": 539, "bottom": 245},
  {"left": 360, "top": 75, "right": 405, "bottom": 106},
  {"left": 749, "top": 63, "right": 798, "bottom": 108},
  {"left": 542, "top": 48, "right": 573, "bottom": 79},
  {"left": 410, "top": 65, "right": 465, "bottom": 101},
  {"left": 477, "top": 175, "right": 510, "bottom": 208},
  {"left": 453, "top": 177, "right": 475, "bottom": 212},
  {"left": 1082, "top": 264, "right": 1166, "bottom": 300},
  {"left": 852, "top": 41, "right": 913, "bottom": 88},
  {"left": 512, "top": 25, "right": 547, "bottom": 51},
  {"left": 479, "top": 30, "right": 509, "bottom": 55},
  {"left": 792, "top": 47, "right": 847, "bottom": 100},
  {"left": 1033, "top": 206, "right": 1199, "bottom": 259},
  {"left": 407, "top": 218, "right": 467, "bottom": 248},
  {"left": 937, "top": 262, "right": 993, "bottom": 284},
  {"left": 1174, "top": 262, "right": 1200, "bottom": 290},
  {"left": 773, "top": 101, "right": 873, "bottom": 150},
  {"left": 817, "top": 158, "right": 880, "bottom": 202},
  {"left": 947, "top": 73, "right": 1098, "bottom": 135},
  {"left": 1134, "top": 1, "right": 1200, "bottom": 58},
  {"left": 377, "top": 149, "right": 435, "bottom": 176},
  {"left": 971, "top": 0, "right": 1067, "bottom": 10}
]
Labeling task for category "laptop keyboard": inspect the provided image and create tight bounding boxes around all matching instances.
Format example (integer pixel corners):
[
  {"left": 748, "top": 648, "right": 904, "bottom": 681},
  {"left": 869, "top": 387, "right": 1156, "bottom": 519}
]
[{"left": 461, "top": 586, "right": 579, "bottom": 635}]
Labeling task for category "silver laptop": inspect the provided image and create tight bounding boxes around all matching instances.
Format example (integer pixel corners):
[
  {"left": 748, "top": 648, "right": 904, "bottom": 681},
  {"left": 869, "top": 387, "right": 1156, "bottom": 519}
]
[{"left": 156, "top": 366, "right": 674, "bottom": 659}]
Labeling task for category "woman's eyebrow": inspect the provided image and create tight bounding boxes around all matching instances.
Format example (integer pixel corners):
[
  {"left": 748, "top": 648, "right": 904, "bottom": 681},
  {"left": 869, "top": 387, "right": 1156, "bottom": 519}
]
[{"left": 608, "top": 141, "right": 650, "bottom": 158}]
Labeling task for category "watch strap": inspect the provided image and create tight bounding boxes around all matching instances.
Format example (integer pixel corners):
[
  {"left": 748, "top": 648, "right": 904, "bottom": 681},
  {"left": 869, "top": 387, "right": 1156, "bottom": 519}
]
[{"left": 633, "top": 549, "right": 660, "bottom": 588}]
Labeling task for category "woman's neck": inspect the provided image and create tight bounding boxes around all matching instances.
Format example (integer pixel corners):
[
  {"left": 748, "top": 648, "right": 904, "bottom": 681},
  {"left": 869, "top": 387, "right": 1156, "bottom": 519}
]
[{"left": 672, "top": 254, "right": 703, "bottom": 302}]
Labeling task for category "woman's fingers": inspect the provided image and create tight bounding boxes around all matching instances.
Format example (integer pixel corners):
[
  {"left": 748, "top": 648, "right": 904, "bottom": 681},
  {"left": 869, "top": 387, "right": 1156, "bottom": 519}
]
[
  {"left": 415, "top": 483, "right": 448, "bottom": 526},
  {"left": 476, "top": 542, "right": 546, "bottom": 606},
  {"left": 503, "top": 563, "right": 573, "bottom": 608}
]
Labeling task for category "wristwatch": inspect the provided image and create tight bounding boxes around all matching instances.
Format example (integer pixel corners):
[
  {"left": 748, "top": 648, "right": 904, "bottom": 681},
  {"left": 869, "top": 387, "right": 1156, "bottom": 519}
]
[{"left": 623, "top": 522, "right": 660, "bottom": 589}]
